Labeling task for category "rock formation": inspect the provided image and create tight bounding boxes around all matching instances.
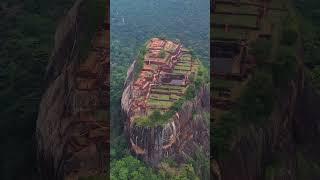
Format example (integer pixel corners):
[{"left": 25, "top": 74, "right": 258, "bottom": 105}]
[
  {"left": 36, "top": 0, "right": 109, "bottom": 179},
  {"left": 212, "top": 58, "right": 320, "bottom": 180},
  {"left": 121, "top": 38, "right": 210, "bottom": 166},
  {"left": 211, "top": 0, "right": 320, "bottom": 179}
]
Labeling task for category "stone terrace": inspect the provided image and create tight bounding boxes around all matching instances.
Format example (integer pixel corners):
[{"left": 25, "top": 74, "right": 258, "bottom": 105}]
[
  {"left": 212, "top": 0, "right": 288, "bottom": 119},
  {"left": 130, "top": 38, "right": 199, "bottom": 123}
]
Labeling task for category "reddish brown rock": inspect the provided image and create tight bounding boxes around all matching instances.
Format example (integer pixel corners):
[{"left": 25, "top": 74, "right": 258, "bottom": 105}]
[{"left": 36, "top": 0, "right": 109, "bottom": 179}]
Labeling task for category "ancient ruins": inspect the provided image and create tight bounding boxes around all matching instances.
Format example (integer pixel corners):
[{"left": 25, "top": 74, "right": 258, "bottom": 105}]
[
  {"left": 129, "top": 38, "right": 199, "bottom": 123},
  {"left": 121, "top": 38, "right": 209, "bottom": 165},
  {"left": 212, "top": 0, "right": 286, "bottom": 117}
]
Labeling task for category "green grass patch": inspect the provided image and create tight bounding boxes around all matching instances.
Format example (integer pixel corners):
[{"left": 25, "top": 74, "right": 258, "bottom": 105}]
[
  {"left": 174, "top": 66, "right": 191, "bottom": 71},
  {"left": 173, "top": 70, "right": 186, "bottom": 74},
  {"left": 161, "top": 85, "right": 185, "bottom": 90},
  {"left": 134, "top": 55, "right": 208, "bottom": 127},
  {"left": 177, "top": 62, "right": 191, "bottom": 67},
  {"left": 181, "top": 54, "right": 192, "bottom": 60},
  {"left": 152, "top": 88, "right": 183, "bottom": 94},
  {"left": 213, "top": 79, "right": 238, "bottom": 89},
  {"left": 134, "top": 45, "right": 148, "bottom": 80},
  {"left": 213, "top": 14, "right": 258, "bottom": 27},
  {"left": 215, "top": 4, "right": 258, "bottom": 14},
  {"left": 149, "top": 93, "right": 170, "bottom": 100},
  {"left": 212, "top": 28, "right": 250, "bottom": 40},
  {"left": 148, "top": 99, "right": 173, "bottom": 108},
  {"left": 170, "top": 94, "right": 181, "bottom": 100}
]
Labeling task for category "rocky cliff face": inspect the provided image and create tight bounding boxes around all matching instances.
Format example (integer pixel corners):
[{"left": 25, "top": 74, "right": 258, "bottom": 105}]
[
  {"left": 121, "top": 60, "right": 210, "bottom": 166},
  {"left": 36, "top": 0, "right": 109, "bottom": 179},
  {"left": 212, "top": 65, "right": 320, "bottom": 180}
]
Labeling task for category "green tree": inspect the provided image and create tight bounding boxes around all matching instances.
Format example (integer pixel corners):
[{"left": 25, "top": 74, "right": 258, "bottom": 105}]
[
  {"left": 134, "top": 46, "right": 148, "bottom": 79},
  {"left": 174, "top": 164, "right": 199, "bottom": 180},
  {"left": 188, "top": 147, "right": 210, "bottom": 180},
  {"left": 110, "top": 156, "right": 161, "bottom": 180}
]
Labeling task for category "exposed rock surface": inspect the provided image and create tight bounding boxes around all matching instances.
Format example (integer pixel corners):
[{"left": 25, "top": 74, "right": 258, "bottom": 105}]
[
  {"left": 211, "top": 1, "right": 320, "bottom": 179},
  {"left": 212, "top": 66, "right": 320, "bottom": 180},
  {"left": 121, "top": 52, "right": 210, "bottom": 166},
  {"left": 36, "top": 0, "right": 109, "bottom": 179}
]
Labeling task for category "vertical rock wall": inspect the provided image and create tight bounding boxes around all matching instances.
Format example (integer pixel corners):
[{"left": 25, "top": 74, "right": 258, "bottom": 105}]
[
  {"left": 36, "top": 0, "right": 109, "bottom": 179},
  {"left": 121, "top": 60, "right": 210, "bottom": 166},
  {"left": 212, "top": 65, "right": 320, "bottom": 180}
]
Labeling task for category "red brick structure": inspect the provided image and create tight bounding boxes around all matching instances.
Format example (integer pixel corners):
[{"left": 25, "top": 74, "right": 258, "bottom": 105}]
[{"left": 130, "top": 38, "right": 190, "bottom": 116}]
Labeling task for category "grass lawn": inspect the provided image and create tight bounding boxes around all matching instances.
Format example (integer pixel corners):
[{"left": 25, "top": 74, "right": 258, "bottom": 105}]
[
  {"left": 151, "top": 88, "right": 183, "bottom": 94},
  {"left": 213, "top": 28, "right": 250, "bottom": 40},
  {"left": 181, "top": 54, "right": 192, "bottom": 61},
  {"left": 161, "top": 85, "right": 186, "bottom": 91},
  {"left": 177, "top": 62, "right": 191, "bottom": 66},
  {"left": 173, "top": 70, "right": 187, "bottom": 74},
  {"left": 149, "top": 93, "right": 170, "bottom": 100},
  {"left": 215, "top": 4, "right": 258, "bottom": 14},
  {"left": 170, "top": 94, "right": 181, "bottom": 100},
  {"left": 174, "top": 66, "right": 191, "bottom": 71},
  {"left": 213, "top": 14, "right": 257, "bottom": 28},
  {"left": 148, "top": 99, "right": 173, "bottom": 108},
  {"left": 213, "top": 79, "right": 239, "bottom": 89},
  {"left": 151, "top": 88, "right": 168, "bottom": 93}
]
